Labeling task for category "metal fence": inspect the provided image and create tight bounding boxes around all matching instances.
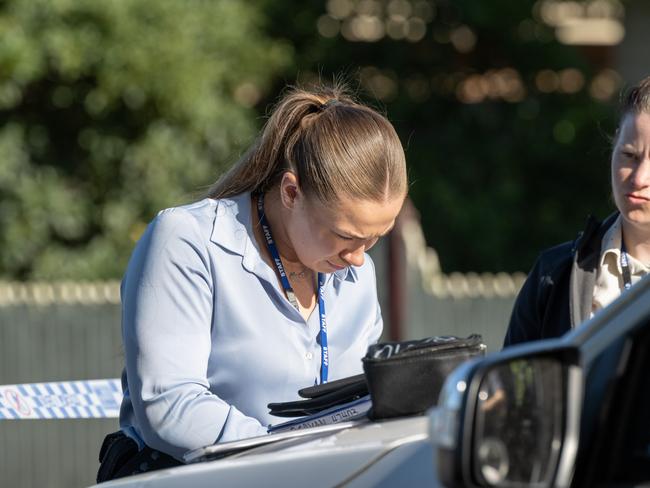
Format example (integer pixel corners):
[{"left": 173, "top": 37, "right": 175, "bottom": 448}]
[{"left": 0, "top": 302, "right": 122, "bottom": 488}]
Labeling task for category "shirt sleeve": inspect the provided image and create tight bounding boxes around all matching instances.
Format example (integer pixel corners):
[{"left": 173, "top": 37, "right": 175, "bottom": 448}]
[{"left": 121, "top": 208, "right": 267, "bottom": 460}]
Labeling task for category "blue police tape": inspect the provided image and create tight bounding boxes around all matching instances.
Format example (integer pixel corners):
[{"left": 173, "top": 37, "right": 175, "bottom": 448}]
[{"left": 0, "top": 379, "right": 121, "bottom": 419}]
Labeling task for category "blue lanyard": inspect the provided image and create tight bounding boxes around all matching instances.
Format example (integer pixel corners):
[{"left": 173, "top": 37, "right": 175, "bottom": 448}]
[
  {"left": 256, "top": 194, "right": 329, "bottom": 384},
  {"left": 620, "top": 241, "right": 632, "bottom": 291}
]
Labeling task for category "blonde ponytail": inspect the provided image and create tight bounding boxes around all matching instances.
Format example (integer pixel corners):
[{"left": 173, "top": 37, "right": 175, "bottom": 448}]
[{"left": 208, "top": 83, "right": 407, "bottom": 204}]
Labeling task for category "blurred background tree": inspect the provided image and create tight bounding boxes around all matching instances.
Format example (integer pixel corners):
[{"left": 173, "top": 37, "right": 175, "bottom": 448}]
[
  {"left": 0, "top": 0, "right": 629, "bottom": 278},
  {"left": 257, "top": 0, "right": 622, "bottom": 272},
  {"left": 0, "top": 0, "right": 289, "bottom": 279}
]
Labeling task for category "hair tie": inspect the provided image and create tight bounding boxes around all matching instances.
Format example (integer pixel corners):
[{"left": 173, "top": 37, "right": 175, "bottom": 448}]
[{"left": 320, "top": 99, "right": 340, "bottom": 111}]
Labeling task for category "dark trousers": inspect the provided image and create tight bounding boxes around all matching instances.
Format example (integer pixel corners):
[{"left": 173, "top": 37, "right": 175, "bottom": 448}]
[{"left": 96, "top": 431, "right": 183, "bottom": 483}]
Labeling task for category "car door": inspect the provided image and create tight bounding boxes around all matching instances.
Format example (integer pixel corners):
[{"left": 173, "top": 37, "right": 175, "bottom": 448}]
[{"left": 572, "top": 314, "right": 650, "bottom": 487}]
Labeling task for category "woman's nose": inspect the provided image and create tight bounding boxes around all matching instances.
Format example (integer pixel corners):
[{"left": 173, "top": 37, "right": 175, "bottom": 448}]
[
  {"left": 632, "top": 155, "right": 650, "bottom": 188},
  {"left": 341, "top": 245, "right": 365, "bottom": 267}
]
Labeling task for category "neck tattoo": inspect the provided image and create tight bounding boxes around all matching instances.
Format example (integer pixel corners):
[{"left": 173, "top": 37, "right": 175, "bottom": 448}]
[{"left": 288, "top": 268, "right": 310, "bottom": 281}]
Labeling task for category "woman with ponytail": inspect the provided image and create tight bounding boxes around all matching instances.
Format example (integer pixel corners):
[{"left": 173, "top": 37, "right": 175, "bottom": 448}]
[{"left": 97, "top": 84, "right": 408, "bottom": 481}]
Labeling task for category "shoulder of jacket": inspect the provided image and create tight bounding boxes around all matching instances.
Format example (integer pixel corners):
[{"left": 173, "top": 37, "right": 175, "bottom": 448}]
[
  {"left": 534, "top": 211, "right": 618, "bottom": 277},
  {"left": 540, "top": 239, "right": 574, "bottom": 258},
  {"left": 536, "top": 240, "right": 575, "bottom": 273},
  {"left": 571, "top": 211, "right": 618, "bottom": 255}
]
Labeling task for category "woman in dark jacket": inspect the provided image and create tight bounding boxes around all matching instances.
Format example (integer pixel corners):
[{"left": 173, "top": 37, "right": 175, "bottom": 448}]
[{"left": 505, "top": 76, "right": 650, "bottom": 346}]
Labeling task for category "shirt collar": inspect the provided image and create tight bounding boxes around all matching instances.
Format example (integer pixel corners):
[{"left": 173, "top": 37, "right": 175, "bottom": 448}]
[
  {"left": 209, "top": 192, "right": 357, "bottom": 283},
  {"left": 600, "top": 215, "right": 650, "bottom": 275},
  {"left": 333, "top": 266, "right": 357, "bottom": 283},
  {"left": 209, "top": 192, "right": 260, "bottom": 274},
  {"left": 600, "top": 214, "right": 623, "bottom": 274}
]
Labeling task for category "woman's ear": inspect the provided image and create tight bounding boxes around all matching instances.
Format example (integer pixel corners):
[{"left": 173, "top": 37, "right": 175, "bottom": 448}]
[{"left": 279, "top": 171, "right": 301, "bottom": 210}]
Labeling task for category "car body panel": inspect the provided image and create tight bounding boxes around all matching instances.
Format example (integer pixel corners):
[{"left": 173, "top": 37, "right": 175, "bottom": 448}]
[{"left": 96, "top": 417, "right": 432, "bottom": 488}]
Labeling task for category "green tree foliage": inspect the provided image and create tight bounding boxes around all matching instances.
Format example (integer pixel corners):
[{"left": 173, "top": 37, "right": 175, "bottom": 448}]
[
  {"left": 258, "top": 0, "right": 619, "bottom": 272},
  {"left": 0, "top": 0, "right": 290, "bottom": 279},
  {"left": 1, "top": 0, "right": 625, "bottom": 278}
]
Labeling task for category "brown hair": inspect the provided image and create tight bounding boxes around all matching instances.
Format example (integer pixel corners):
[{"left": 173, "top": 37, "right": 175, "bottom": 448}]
[
  {"left": 207, "top": 83, "right": 407, "bottom": 204},
  {"left": 619, "top": 76, "right": 650, "bottom": 122}
]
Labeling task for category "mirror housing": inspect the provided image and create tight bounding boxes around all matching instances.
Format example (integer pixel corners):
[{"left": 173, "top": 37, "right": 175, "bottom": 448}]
[{"left": 431, "top": 346, "right": 581, "bottom": 488}]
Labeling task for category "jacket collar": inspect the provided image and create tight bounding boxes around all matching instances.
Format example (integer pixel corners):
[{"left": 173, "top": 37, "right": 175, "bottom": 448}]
[
  {"left": 569, "top": 211, "right": 619, "bottom": 326},
  {"left": 573, "top": 212, "right": 620, "bottom": 260},
  {"left": 599, "top": 214, "right": 623, "bottom": 273}
]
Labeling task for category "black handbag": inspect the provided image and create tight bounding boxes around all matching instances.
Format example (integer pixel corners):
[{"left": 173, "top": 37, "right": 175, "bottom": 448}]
[{"left": 362, "top": 334, "right": 486, "bottom": 419}]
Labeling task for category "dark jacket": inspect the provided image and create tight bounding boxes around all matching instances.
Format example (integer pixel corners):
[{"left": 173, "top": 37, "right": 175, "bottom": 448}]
[{"left": 504, "top": 213, "right": 619, "bottom": 347}]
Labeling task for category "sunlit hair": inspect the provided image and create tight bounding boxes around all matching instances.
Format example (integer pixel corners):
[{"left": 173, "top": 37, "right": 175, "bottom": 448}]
[
  {"left": 207, "top": 83, "right": 407, "bottom": 205},
  {"left": 619, "top": 76, "right": 650, "bottom": 121}
]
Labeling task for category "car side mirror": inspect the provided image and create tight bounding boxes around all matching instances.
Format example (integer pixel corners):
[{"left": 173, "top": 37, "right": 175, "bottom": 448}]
[{"left": 432, "top": 349, "right": 581, "bottom": 488}]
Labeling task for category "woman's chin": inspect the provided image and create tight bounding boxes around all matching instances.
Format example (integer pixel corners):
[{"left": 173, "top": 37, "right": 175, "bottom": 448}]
[{"left": 621, "top": 208, "right": 650, "bottom": 228}]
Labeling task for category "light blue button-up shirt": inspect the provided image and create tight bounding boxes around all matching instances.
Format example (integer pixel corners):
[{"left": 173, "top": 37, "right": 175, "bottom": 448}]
[{"left": 119, "top": 193, "right": 383, "bottom": 460}]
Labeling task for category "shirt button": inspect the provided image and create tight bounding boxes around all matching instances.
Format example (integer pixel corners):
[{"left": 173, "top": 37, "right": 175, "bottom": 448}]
[{"left": 305, "top": 352, "right": 313, "bottom": 360}]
